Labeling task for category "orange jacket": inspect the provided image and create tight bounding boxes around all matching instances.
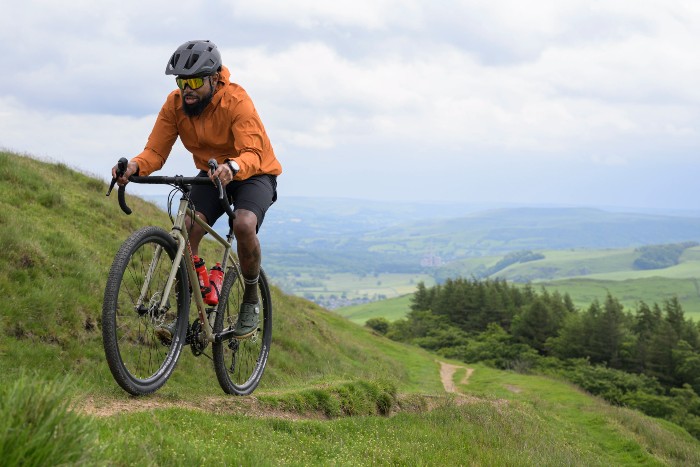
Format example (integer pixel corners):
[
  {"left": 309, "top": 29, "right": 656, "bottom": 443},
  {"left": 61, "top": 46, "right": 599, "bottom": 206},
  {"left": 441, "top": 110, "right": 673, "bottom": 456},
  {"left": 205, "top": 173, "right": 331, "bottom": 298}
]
[{"left": 132, "top": 66, "right": 282, "bottom": 180}]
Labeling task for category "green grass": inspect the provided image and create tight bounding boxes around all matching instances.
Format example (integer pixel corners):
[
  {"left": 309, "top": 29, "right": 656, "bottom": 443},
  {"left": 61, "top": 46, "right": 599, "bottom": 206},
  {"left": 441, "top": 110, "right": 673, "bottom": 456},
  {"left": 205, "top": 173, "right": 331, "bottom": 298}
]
[
  {"left": 460, "top": 364, "right": 700, "bottom": 465},
  {"left": 497, "top": 248, "right": 639, "bottom": 278},
  {"left": 0, "top": 373, "right": 98, "bottom": 465},
  {"left": 336, "top": 293, "right": 413, "bottom": 324},
  {"left": 473, "top": 247, "right": 700, "bottom": 320},
  {"left": 2, "top": 151, "right": 699, "bottom": 465},
  {"left": 81, "top": 363, "right": 700, "bottom": 465},
  {"left": 90, "top": 403, "right": 610, "bottom": 465}
]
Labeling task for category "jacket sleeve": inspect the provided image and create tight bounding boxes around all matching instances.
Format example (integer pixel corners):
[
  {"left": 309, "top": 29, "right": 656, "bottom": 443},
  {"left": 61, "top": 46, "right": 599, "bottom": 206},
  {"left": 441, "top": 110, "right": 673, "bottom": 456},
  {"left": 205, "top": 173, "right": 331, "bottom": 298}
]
[
  {"left": 132, "top": 96, "right": 179, "bottom": 176},
  {"left": 230, "top": 98, "right": 268, "bottom": 180}
]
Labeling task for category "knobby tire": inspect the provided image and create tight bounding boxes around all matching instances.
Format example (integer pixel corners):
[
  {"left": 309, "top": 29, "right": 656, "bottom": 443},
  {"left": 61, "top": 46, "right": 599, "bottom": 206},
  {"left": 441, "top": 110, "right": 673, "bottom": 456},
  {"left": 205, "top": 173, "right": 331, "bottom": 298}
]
[{"left": 102, "top": 226, "right": 190, "bottom": 395}]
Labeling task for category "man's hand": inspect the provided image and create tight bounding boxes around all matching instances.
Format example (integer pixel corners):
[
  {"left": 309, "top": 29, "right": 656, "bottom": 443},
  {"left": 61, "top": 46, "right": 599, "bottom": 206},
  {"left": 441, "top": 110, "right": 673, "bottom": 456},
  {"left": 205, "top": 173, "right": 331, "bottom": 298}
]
[
  {"left": 210, "top": 160, "right": 238, "bottom": 186},
  {"left": 111, "top": 161, "right": 139, "bottom": 186}
]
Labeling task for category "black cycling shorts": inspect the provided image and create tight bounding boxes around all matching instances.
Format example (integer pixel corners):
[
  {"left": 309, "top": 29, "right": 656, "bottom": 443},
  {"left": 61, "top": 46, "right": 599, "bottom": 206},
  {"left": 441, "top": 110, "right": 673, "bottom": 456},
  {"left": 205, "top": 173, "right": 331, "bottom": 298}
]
[{"left": 189, "top": 170, "right": 277, "bottom": 232}]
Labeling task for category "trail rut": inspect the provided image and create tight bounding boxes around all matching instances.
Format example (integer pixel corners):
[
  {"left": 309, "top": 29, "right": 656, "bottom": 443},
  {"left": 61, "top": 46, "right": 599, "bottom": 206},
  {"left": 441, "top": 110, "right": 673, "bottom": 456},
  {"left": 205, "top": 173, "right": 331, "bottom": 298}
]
[{"left": 439, "top": 362, "right": 474, "bottom": 394}]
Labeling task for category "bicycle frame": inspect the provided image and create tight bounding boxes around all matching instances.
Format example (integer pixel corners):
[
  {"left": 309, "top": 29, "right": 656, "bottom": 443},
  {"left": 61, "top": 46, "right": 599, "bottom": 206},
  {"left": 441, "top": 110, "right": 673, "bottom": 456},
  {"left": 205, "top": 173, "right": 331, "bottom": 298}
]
[
  {"left": 138, "top": 194, "right": 240, "bottom": 345},
  {"left": 109, "top": 159, "right": 247, "bottom": 344}
]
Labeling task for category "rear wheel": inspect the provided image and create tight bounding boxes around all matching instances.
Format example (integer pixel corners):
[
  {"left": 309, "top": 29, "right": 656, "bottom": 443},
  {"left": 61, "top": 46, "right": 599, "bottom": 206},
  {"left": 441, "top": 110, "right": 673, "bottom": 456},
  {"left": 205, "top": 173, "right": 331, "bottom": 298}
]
[
  {"left": 212, "top": 266, "right": 272, "bottom": 395},
  {"left": 102, "top": 226, "right": 190, "bottom": 395}
]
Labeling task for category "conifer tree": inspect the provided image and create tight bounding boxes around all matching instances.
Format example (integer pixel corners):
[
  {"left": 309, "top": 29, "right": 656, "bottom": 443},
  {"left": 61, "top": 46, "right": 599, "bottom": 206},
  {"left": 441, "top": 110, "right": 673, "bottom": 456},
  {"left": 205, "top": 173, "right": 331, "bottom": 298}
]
[
  {"left": 631, "top": 301, "right": 661, "bottom": 373},
  {"left": 511, "top": 298, "right": 557, "bottom": 352},
  {"left": 410, "top": 281, "right": 431, "bottom": 311}
]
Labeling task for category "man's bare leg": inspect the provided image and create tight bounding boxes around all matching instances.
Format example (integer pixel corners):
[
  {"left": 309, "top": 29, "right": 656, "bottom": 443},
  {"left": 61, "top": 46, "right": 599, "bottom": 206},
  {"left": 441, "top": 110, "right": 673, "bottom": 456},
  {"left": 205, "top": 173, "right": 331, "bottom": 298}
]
[{"left": 232, "top": 209, "right": 261, "bottom": 304}]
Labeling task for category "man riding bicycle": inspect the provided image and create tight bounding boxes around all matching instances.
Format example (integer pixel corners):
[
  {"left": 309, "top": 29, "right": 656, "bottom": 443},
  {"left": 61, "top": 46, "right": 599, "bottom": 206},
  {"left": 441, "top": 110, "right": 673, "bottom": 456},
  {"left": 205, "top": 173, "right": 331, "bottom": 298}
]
[{"left": 112, "top": 39, "right": 282, "bottom": 340}]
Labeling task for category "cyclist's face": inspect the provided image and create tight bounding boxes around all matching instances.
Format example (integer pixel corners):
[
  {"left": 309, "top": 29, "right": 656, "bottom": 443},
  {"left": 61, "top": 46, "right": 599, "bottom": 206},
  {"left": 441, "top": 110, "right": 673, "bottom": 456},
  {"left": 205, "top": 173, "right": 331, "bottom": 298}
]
[
  {"left": 180, "top": 74, "right": 217, "bottom": 106},
  {"left": 180, "top": 73, "right": 218, "bottom": 117}
]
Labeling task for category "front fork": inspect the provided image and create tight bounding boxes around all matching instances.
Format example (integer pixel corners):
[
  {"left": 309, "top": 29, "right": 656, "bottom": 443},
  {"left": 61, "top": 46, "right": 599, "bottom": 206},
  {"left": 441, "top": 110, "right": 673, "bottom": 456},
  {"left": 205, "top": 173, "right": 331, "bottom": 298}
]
[{"left": 132, "top": 232, "right": 210, "bottom": 333}]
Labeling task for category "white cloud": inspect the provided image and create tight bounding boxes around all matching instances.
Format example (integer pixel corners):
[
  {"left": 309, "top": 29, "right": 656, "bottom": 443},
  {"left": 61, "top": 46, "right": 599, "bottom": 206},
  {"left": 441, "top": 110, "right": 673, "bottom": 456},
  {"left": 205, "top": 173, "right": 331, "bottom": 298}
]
[
  {"left": 1, "top": 0, "right": 699, "bottom": 208},
  {"left": 225, "top": 0, "right": 423, "bottom": 30}
]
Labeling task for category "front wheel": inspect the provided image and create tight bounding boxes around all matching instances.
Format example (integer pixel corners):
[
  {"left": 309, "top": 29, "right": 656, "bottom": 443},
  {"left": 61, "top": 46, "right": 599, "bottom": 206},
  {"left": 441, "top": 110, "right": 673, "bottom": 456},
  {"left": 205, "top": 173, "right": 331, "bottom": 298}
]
[
  {"left": 212, "top": 266, "right": 272, "bottom": 395},
  {"left": 102, "top": 226, "right": 190, "bottom": 395}
]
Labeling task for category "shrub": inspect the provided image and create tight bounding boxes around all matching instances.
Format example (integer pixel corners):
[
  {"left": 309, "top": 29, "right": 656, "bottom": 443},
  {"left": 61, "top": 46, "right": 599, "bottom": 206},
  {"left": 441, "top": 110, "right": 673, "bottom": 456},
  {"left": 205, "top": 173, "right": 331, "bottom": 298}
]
[{"left": 365, "top": 317, "right": 390, "bottom": 335}]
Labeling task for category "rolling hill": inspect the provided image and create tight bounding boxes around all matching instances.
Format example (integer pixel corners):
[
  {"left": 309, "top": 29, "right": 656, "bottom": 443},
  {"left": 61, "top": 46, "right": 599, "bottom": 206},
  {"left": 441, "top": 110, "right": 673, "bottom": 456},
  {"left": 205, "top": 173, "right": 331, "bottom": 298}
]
[
  {"left": 257, "top": 200, "right": 700, "bottom": 271},
  {"left": 250, "top": 196, "right": 700, "bottom": 308}
]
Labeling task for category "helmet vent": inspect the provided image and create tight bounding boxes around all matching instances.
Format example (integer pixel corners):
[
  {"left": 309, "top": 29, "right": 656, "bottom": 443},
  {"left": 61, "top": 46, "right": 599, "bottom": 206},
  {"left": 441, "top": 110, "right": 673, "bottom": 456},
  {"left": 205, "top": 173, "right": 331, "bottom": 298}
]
[{"left": 187, "top": 53, "right": 200, "bottom": 68}]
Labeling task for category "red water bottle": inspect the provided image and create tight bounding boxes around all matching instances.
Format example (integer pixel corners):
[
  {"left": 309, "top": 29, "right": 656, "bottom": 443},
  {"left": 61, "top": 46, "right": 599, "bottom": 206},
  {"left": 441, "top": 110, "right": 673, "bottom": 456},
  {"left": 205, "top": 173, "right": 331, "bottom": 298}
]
[
  {"left": 193, "top": 255, "right": 211, "bottom": 297},
  {"left": 205, "top": 262, "right": 224, "bottom": 305}
]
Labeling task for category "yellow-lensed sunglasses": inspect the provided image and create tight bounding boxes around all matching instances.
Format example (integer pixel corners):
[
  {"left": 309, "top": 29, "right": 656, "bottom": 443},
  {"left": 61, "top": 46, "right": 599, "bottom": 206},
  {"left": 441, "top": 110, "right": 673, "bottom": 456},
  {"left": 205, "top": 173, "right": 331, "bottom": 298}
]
[{"left": 175, "top": 77, "right": 207, "bottom": 90}]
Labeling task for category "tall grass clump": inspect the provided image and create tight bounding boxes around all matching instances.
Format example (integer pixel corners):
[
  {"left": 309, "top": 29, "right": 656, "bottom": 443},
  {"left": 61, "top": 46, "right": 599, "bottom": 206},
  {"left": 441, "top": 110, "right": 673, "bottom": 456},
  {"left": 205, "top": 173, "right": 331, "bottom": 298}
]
[
  {"left": 0, "top": 373, "right": 98, "bottom": 465},
  {"left": 259, "top": 380, "right": 398, "bottom": 417}
]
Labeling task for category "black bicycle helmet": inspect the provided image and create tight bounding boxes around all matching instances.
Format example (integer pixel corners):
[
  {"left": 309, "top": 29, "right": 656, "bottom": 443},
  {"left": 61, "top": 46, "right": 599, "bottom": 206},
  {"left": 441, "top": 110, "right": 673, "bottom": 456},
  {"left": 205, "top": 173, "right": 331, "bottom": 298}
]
[{"left": 165, "top": 40, "right": 222, "bottom": 77}]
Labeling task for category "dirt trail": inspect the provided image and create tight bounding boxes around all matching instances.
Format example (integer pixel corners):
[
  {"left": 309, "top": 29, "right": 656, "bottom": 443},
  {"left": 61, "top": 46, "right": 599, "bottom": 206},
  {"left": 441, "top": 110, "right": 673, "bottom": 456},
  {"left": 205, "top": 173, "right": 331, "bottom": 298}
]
[
  {"left": 78, "top": 394, "right": 315, "bottom": 420},
  {"left": 76, "top": 362, "right": 480, "bottom": 419},
  {"left": 439, "top": 362, "right": 474, "bottom": 394}
]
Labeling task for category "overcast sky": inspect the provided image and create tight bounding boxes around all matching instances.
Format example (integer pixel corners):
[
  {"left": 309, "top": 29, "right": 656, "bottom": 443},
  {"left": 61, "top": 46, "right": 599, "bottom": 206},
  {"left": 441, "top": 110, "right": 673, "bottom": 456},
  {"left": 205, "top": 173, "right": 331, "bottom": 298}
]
[{"left": 1, "top": 0, "right": 699, "bottom": 210}]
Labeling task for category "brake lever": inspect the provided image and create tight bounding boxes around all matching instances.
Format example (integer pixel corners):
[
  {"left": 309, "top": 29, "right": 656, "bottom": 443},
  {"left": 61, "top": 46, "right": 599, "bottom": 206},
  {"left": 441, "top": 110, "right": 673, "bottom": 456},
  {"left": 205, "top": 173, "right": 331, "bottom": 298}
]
[
  {"left": 106, "top": 157, "right": 129, "bottom": 196},
  {"left": 208, "top": 159, "right": 236, "bottom": 220}
]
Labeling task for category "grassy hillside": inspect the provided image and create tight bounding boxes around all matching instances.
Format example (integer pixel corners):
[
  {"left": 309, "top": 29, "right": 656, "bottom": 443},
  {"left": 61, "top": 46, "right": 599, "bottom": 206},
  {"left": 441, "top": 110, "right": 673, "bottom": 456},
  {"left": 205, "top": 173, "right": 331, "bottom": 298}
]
[{"left": 2, "top": 151, "right": 699, "bottom": 464}]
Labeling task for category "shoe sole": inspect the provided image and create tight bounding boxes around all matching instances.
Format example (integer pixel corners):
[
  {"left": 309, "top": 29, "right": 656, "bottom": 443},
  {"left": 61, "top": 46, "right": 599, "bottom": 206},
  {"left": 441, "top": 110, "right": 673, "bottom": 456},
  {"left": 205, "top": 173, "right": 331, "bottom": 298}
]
[{"left": 232, "top": 328, "right": 256, "bottom": 340}]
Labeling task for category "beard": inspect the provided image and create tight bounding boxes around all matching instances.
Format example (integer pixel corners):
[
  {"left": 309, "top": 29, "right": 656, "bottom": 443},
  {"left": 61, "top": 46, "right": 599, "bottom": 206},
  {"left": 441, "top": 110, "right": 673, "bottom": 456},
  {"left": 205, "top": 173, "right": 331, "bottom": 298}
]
[{"left": 182, "top": 88, "right": 215, "bottom": 117}]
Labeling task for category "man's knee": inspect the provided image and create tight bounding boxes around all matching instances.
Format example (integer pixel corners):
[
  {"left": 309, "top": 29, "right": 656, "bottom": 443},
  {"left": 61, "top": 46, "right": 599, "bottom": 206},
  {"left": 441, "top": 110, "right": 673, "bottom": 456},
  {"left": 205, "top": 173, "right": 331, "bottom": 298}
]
[{"left": 233, "top": 210, "right": 258, "bottom": 238}]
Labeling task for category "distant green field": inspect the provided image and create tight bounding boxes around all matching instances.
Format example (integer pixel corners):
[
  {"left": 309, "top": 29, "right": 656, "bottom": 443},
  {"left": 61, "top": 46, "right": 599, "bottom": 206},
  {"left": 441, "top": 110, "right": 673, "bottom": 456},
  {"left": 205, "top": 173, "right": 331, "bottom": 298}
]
[
  {"left": 336, "top": 246, "right": 700, "bottom": 324},
  {"left": 335, "top": 294, "right": 414, "bottom": 323},
  {"left": 271, "top": 234, "right": 700, "bottom": 324},
  {"left": 494, "top": 246, "right": 700, "bottom": 281},
  {"left": 540, "top": 277, "right": 700, "bottom": 321},
  {"left": 338, "top": 275, "right": 700, "bottom": 324}
]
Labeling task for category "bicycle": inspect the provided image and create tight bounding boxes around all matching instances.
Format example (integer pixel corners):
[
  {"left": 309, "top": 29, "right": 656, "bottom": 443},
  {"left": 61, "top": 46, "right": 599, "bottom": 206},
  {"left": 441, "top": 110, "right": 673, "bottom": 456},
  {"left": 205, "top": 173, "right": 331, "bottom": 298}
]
[{"left": 102, "top": 158, "right": 272, "bottom": 396}]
